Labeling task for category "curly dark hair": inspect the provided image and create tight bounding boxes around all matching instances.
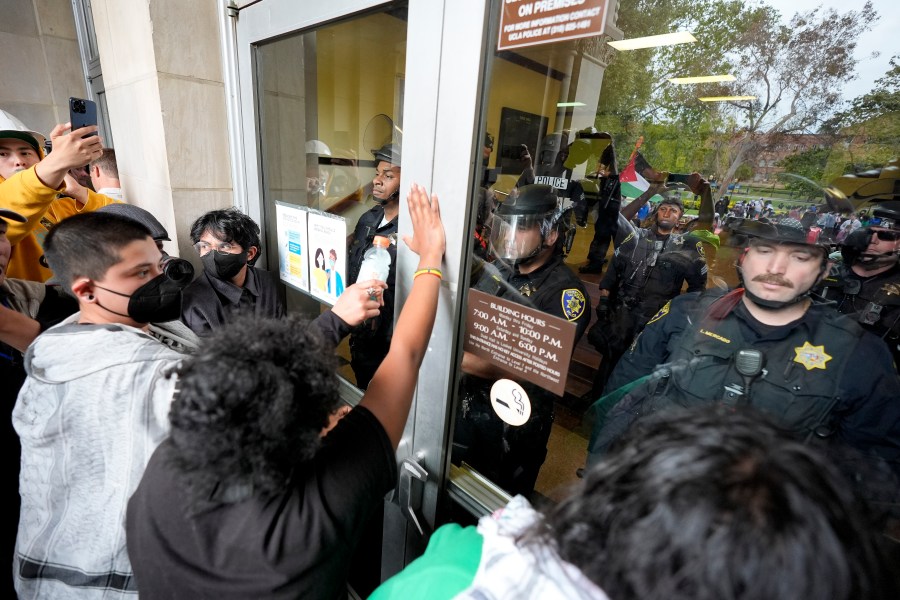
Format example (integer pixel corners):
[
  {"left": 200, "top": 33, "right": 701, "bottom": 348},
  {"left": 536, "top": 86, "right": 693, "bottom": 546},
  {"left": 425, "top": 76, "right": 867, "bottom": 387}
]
[
  {"left": 168, "top": 315, "right": 340, "bottom": 505},
  {"left": 524, "top": 407, "right": 897, "bottom": 600}
]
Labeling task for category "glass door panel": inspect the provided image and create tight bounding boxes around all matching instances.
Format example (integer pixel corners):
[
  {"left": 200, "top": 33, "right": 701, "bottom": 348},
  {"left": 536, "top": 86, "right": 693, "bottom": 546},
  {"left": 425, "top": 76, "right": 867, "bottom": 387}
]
[{"left": 254, "top": 5, "right": 408, "bottom": 390}]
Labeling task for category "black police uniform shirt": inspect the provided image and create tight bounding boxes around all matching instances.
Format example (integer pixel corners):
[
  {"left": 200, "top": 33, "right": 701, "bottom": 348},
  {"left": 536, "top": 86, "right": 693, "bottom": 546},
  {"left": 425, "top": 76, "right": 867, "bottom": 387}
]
[
  {"left": 599, "top": 225, "right": 707, "bottom": 324},
  {"left": 181, "top": 265, "right": 285, "bottom": 336},
  {"left": 599, "top": 288, "right": 900, "bottom": 480},
  {"left": 126, "top": 406, "right": 397, "bottom": 600},
  {"left": 346, "top": 205, "right": 398, "bottom": 370},
  {"left": 476, "top": 254, "right": 590, "bottom": 344},
  {"left": 818, "top": 260, "right": 900, "bottom": 369},
  {"left": 460, "top": 254, "right": 589, "bottom": 495},
  {"left": 582, "top": 176, "right": 622, "bottom": 265}
]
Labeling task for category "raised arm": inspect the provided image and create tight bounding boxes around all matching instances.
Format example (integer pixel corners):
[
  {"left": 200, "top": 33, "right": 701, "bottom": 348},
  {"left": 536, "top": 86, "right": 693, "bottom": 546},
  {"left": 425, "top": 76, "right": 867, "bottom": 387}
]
[
  {"left": 688, "top": 173, "right": 714, "bottom": 232},
  {"left": 359, "top": 183, "right": 445, "bottom": 448},
  {"left": 33, "top": 123, "right": 103, "bottom": 191}
]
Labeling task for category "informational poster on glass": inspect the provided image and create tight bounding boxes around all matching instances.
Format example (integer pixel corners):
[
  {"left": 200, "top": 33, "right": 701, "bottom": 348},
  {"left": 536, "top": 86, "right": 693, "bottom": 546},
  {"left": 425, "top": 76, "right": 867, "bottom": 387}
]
[
  {"left": 306, "top": 211, "right": 347, "bottom": 304},
  {"left": 274, "top": 202, "right": 309, "bottom": 293},
  {"left": 464, "top": 289, "right": 577, "bottom": 396}
]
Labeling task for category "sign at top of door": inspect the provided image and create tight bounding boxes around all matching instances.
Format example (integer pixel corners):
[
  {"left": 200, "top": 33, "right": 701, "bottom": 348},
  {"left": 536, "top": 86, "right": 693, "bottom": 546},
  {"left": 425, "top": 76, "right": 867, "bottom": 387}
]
[{"left": 498, "top": 0, "right": 609, "bottom": 52}]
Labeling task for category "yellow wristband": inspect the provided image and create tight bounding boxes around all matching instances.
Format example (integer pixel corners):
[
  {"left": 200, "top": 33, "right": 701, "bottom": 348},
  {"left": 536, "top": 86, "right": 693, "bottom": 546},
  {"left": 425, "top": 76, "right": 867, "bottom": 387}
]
[{"left": 414, "top": 268, "right": 442, "bottom": 280}]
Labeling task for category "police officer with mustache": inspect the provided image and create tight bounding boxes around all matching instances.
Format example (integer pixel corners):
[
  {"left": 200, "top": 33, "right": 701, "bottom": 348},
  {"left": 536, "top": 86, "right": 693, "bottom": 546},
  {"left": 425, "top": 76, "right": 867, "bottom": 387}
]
[{"left": 588, "top": 217, "right": 900, "bottom": 516}]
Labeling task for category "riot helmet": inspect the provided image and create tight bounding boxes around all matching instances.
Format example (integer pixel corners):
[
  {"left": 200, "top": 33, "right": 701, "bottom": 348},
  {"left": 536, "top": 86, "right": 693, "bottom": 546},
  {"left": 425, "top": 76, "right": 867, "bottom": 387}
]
[
  {"left": 872, "top": 199, "right": 900, "bottom": 229},
  {"left": 731, "top": 217, "right": 830, "bottom": 309},
  {"left": 489, "top": 184, "right": 573, "bottom": 267},
  {"left": 305, "top": 139, "right": 332, "bottom": 197},
  {"left": 371, "top": 142, "right": 401, "bottom": 205},
  {"left": 658, "top": 194, "right": 684, "bottom": 212},
  {"left": 372, "top": 142, "right": 401, "bottom": 166}
]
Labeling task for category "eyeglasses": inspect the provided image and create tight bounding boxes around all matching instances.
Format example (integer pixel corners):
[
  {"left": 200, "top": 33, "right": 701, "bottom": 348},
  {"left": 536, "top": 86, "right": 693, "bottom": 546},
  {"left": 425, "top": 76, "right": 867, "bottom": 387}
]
[
  {"left": 872, "top": 230, "right": 900, "bottom": 242},
  {"left": 193, "top": 241, "right": 239, "bottom": 254}
]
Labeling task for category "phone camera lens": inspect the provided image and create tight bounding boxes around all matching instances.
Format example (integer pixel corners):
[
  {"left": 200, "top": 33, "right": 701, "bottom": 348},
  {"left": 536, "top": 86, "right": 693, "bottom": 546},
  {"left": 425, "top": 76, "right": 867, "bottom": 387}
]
[{"left": 73, "top": 100, "right": 85, "bottom": 113}]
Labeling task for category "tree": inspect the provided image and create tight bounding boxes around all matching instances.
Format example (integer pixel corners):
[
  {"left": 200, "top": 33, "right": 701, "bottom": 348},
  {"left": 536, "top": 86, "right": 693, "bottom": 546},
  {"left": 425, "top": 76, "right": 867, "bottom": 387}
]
[
  {"left": 823, "top": 55, "right": 900, "bottom": 179},
  {"left": 595, "top": 0, "right": 879, "bottom": 197},
  {"left": 778, "top": 146, "right": 831, "bottom": 198},
  {"left": 701, "top": 2, "right": 878, "bottom": 199},
  {"left": 596, "top": 0, "right": 748, "bottom": 170}
]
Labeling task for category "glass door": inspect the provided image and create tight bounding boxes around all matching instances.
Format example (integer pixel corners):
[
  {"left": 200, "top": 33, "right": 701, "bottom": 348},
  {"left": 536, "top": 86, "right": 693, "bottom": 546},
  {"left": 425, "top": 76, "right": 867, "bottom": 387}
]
[{"left": 229, "top": 0, "right": 491, "bottom": 591}]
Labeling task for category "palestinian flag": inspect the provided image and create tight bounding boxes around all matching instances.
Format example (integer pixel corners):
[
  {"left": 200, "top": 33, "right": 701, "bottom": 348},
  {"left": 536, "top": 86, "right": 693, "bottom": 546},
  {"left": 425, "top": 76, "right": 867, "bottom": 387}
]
[
  {"left": 618, "top": 154, "right": 649, "bottom": 198},
  {"left": 618, "top": 137, "right": 663, "bottom": 201}
]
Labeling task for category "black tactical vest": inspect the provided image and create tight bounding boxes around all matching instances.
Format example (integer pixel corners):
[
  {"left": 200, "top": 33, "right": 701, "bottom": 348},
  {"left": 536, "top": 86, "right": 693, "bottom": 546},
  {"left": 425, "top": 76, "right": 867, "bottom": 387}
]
[{"left": 619, "top": 293, "right": 865, "bottom": 442}]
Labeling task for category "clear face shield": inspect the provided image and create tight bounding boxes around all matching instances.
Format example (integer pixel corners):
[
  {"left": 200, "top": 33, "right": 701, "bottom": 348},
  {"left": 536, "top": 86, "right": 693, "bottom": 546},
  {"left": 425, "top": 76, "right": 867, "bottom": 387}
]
[{"left": 488, "top": 211, "right": 553, "bottom": 264}]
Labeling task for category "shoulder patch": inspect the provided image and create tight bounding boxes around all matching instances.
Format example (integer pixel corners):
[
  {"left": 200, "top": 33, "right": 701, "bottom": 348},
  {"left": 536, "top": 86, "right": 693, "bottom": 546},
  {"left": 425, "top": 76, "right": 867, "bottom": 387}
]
[
  {"left": 561, "top": 289, "right": 586, "bottom": 321},
  {"left": 646, "top": 300, "right": 671, "bottom": 325},
  {"left": 621, "top": 231, "right": 635, "bottom": 245},
  {"left": 695, "top": 241, "right": 705, "bottom": 258}
]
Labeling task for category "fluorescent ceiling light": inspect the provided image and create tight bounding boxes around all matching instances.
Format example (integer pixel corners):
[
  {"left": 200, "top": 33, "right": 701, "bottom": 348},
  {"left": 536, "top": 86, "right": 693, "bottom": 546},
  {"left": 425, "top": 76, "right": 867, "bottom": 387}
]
[
  {"left": 668, "top": 74, "right": 736, "bottom": 84},
  {"left": 699, "top": 95, "right": 757, "bottom": 102},
  {"left": 608, "top": 31, "right": 696, "bottom": 51},
  {"left": 556, "top": 102, "right": 586, "bottom": 107}
]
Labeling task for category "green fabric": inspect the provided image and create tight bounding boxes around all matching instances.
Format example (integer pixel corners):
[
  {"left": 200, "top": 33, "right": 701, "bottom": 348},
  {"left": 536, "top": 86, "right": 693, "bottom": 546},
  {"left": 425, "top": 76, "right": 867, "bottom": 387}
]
[
  {"left": 368, "top": 523, "right": 483, "bottom": 600},
  {"left": 586, "top": 374, "right": 651, "bottom": 451},
  {"left": 685, "top": 229, "right": 720, "bottom": 249}
]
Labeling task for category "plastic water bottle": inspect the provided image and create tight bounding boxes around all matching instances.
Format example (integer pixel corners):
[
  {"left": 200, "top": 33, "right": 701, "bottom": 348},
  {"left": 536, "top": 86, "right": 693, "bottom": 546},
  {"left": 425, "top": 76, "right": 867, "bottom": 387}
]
[{"left": 357, "top": 235, "right": 391, "bottom": 283}]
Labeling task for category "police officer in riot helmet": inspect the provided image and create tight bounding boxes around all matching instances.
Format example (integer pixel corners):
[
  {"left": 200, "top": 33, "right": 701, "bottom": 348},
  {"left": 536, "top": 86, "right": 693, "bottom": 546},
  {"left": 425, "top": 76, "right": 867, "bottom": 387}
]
[
  {"left": 585, "top": 181, "right": 707, "bottom": 398},
  {"left": 346, "top": 142, "right": 401, "bottom": 389},
  {"left": 588, "top": 215, "right": 900, "bottom": 514},
  {"left": 817, "top": 200, "right": 900, "bottom": 369},
  {"left": 455, "top": 184, "right": 589, "bottom": 497},
  {"left": 488, "top": 184, "right": 576, "bottom": 270}
]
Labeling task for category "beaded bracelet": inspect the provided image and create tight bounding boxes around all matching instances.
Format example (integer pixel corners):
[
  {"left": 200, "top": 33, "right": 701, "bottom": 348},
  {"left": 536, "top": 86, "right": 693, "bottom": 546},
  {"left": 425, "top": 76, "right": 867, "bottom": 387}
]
[{"left": 414, "top": 268, "right": 443, "bottom": 280}]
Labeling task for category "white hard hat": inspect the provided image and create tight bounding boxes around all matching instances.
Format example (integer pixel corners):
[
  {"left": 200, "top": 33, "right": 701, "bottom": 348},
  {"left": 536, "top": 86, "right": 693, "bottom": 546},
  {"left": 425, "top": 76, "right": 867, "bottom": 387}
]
[
  {"left": 305, "top": 139, "right": 332, "bottom": 156},
  {"left": 0, "top": 109, "right": 46, "bottom": 152}
]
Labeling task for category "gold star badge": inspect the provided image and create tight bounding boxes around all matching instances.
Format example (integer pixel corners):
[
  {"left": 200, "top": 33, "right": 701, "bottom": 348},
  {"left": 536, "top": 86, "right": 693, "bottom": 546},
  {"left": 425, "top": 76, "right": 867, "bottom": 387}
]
[{"left": 793, "top": 341, "right": 832, "bottom": 371}]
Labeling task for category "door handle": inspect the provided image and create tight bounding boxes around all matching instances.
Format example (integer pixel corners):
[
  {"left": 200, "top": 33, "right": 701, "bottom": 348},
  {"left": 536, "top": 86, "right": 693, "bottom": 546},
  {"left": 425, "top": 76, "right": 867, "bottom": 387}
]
[{"left": 397, "top": 457, "right": 429, "bottom": 536}]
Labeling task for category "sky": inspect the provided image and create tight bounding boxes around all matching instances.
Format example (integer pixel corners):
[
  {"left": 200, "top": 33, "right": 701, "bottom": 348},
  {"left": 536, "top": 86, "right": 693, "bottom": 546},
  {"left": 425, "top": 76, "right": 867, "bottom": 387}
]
[{"left": 767, "top": 0, "right": 898, "bottom": 101}]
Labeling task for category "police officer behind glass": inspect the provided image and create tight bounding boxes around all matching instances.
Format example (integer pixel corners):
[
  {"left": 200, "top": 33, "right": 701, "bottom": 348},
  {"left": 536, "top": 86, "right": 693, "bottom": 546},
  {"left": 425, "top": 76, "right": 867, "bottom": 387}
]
[
  {"left": 817, "top": 199, "right": 900, "bottom": 370},
  {"left": 517, "top": 131, "right": 586, "bottom": 228},
  {"left": 586, "top": 181, "right": 708, "bottom": 396},
  {"left": 589, "top": 216, "right": 900, "bottom": 509},
  {"left": 346, "top": 142, "right": 401, "bottom": 388},
  {"left": 454, "top": 184, "right": 589, "bottom": 497}
]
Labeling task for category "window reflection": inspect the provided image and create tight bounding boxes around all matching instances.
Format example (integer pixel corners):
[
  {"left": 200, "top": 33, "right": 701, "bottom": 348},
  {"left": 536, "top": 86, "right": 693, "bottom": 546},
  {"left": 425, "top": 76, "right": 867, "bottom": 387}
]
[
  {"left": 256, "top": 5, "right": 408, "bottom": 389},
  {"left": 457, "top": 0, "right": 899, "bottom": 504}
]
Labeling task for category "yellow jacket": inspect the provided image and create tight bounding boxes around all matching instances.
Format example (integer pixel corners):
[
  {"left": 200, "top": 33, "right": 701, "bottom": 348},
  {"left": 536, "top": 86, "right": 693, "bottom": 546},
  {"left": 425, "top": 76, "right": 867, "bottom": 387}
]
[{"left": 1, "top": 167, "right": 120, "bottom": 282}]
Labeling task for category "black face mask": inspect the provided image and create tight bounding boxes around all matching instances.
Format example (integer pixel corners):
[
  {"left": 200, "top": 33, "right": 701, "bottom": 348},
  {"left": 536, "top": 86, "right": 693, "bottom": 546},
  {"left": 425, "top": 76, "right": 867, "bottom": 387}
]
[
  {"left": 94, "top": 274, "right": 185, "bottom": 324},
  {"left": 201, "top": 250, "right": 248, "bottom": 281}
]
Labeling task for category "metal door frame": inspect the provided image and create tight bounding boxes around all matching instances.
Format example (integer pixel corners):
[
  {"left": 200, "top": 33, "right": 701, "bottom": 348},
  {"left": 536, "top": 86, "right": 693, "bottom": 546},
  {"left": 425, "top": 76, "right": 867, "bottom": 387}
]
[{"left": 222, "top": 0, "right": 492, "bottom": 578}]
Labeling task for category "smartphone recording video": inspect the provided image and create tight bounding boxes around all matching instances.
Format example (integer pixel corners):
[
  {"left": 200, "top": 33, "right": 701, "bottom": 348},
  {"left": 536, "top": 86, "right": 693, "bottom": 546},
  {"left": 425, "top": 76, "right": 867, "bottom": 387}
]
[{"left": 69, "top": 97, "right": 98, "bottom": 137}]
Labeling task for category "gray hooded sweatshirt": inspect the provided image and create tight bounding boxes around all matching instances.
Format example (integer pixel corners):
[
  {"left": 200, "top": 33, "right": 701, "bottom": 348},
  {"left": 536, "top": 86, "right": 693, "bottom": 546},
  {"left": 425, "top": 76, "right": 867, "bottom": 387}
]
[{"left": 12, "top": 314, "right": 188, "bottom": 599}]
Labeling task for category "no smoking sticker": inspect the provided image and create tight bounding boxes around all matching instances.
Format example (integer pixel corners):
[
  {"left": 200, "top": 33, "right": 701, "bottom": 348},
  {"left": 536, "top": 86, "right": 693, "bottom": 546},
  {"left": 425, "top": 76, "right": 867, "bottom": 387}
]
[{"left": 490, "top": 379, "right": 531, "bottom": 426}]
